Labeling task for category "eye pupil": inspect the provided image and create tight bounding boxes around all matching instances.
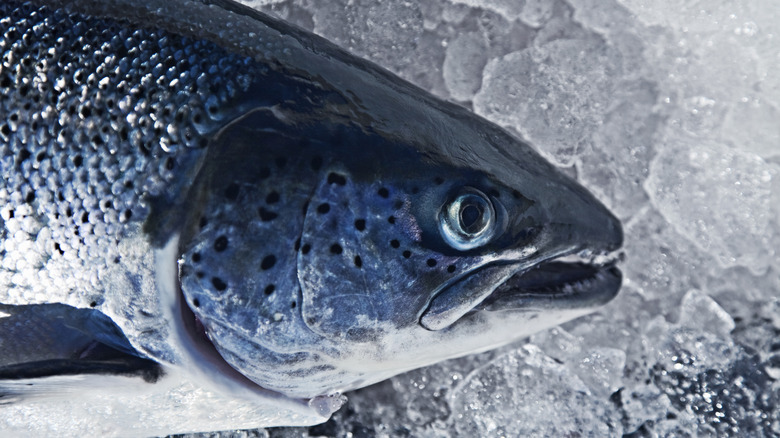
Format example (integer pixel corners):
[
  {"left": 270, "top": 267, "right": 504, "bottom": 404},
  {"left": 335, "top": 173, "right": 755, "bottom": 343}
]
[{"left": 459, "top": 204, "right": 483, "bottom": 232}]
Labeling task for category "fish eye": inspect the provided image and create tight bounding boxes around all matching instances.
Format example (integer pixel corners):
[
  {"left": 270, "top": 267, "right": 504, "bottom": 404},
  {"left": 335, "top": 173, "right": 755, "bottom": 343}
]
[{"left": 439, "top": 188, "right": 496, "bottom": 251}]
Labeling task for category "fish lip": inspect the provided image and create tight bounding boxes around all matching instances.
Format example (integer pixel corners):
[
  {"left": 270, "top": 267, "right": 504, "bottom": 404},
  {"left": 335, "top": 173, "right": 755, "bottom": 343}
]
[
  {"left": 419, "top": 247, "right": 622, "bottom": 330},
  {"left": 475, "top": 254, "right": 623, "bottom": 312}
]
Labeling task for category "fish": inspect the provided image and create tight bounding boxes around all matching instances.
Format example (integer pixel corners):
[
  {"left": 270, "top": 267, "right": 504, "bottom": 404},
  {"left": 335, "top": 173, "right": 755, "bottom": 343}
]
[{"left": 0, "top": 0, "right": 623, "bottom": 435}]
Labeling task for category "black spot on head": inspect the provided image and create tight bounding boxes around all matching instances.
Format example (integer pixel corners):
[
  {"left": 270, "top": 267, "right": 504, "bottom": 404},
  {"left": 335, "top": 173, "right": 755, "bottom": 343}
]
[
  {"left": 311, "top": 156, "right": 323, "bottom": 171},
  {"left": 317, "top": 203, "right": 330, "bottom": 214},
  {"left": 447, "top": 264, "right": 456, "bottom": 273},
  {"left": 73, "top": 154, "right": 83, "bottom": 167},
  {"left": 261, "top": 254, "right": 277, "bottom": 270},
  {"left": 258, "top": 207, "right": 278, "bottom": 221},
  {"left": 327, "top": 172, "right": 347, "bottom": 186},
  {"left": 294, "top": 238, "right": 301, "bottom": 251},
  {"left": 301, "top": 244, "right": 311, "bottom": 255},
  {"left": 390, "top": 239, "right": 400, "bottom": 248},
  {"left": 54, "top": 242, "right": 64, "bottom": 255},
  {"left": 291, "top": 301, "right": 297, "bottom": 309},
  {"left": 192, "top": 298, "right": 200, "bottom": 307},
  {"left": 89, "top": 301, "right": 97, "bottom": 308},
  {"left": 81, "top": 212, "right": 89, "bottom": 223},
  {"left": 264, "top": 284, "right": 275, "bottom": 295},
  {"left": 214, "top": 235, "right": 228, "bottom": 252},
  {"left": 427, "top": 258, "right": 437, "bottom": 267},
  {"left": 199, "top": 217, "right": 208, "bottom": 228},
  {"left": 123, "top": 209, "right": 133, "bottom": 221},
  {"left": 394, "top": 200, "right": 403, "bottom": 210},
  {"left": 402, "top": 250, "right": 411, "bottom": 259},
  {"left": 434, "top": 176, "right": 444, "bottom": 185},
  {"left": 224, "top": 183, "right": 239, "bottom": 200},
  {"left": 258, "top": 167, "right": 270, "bottom": 180},
  {"left": 25, "top": 191, "right": 35, "bottom": 203},
  {"left": 330, "top": 243, "right": 343, "bottom": 255},
  {"left": 192, "top": 252, "right": 201, "bottom": 262},
  {"left": 387, "top": 216, "right": 396, "bottom": 224},
  {"left": 265, "top": 191, "right": 280, "bottom": 204},
  {"left": 353, "top": 255, "right": 362, "bottom": 268},
  {"left": 354, "top": 219, "right": 366, "bottom": 231},
  {"left": 211, "top": 277, "right": 227, "bottom": 291},
  {"left": 377, "top": 187, "right": 389, "bottom": 198}
]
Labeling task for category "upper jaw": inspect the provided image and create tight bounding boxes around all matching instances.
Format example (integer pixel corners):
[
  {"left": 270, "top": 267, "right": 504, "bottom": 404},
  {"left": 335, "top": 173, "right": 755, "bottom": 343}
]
[{"left": 419, "top": 231, "right": 623, "bottom": 331}]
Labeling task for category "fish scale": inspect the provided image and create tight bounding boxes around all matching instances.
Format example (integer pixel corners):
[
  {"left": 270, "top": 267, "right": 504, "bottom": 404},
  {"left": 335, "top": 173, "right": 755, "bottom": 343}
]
[
  {"left": 0, "top": 0, "right": 623, "bottom": 433},
  {"left": 0, "top": 0, "right": 257, "bottom": 318}
]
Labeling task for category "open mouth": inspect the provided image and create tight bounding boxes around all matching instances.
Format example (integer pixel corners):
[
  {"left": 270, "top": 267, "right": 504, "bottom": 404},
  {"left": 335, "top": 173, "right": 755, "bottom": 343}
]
[
  {"left": 476, "top": 253, "right": 623, "bottom": 312},
  {"left": 420, "top": 249, "right": 622, "bottom": 331}
]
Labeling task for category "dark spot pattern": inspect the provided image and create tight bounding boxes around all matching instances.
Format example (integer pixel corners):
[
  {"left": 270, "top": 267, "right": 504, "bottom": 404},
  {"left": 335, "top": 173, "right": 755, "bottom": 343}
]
[
  {"left": 258, "top": 207, "right": 278, "bottom": 221},
  {"left": 327, "top": 172, "right": 347, "bottom": 186},
  {"left": 403, "top": 250, "right": 412, "bottom": 259},
  {"left": 390, "top": 239, "right": 400, "bottom": 248},
  {"left": 265, "top": 191, "right": 280, "bottom": 204},
  {"left": 214, "top": 236, "right": 228, "bottom": 252},
  {"left": 264, "top": 284, "right": 275, "bottom": 295},
  {"left": 354, "top": 219, "right": 366, "bottom": 231},
  {"left": 317, "top": 203, "right": 330, "bottom": 214},
  {"left": 447, "top": 264, "right": 456, "bottom": 273},
  {"left": 261, "top": 254, "right": 277, "bottom": 270},
  {"left": 387, "top": 216, "right": 396, "bottom": 224},
  {"left": 330, "top": 243, "right": 343, "bottom": 255},
  {"left": 427, "top": 258, "right": 437, "bottom": 267},
  {"left": 377, "top": 187, "right": 389, "bottom": 198},
  {"left": 211, "top": 277, "right": 227, "bottom": 291},
  {"left": 224, "top": 183, "right": 239, "bottom": 200},
  {"left": 353, "top": 255, "right": 362, "bottom": 268},
  {"left": 301, "top": 244, "right": 311, "bottom": 255}
]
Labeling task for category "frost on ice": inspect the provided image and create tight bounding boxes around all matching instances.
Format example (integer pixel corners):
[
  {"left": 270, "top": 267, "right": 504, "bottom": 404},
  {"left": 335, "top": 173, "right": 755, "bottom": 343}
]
[{"left": 234, "top": 0, "right": 779, "bottom": 436}]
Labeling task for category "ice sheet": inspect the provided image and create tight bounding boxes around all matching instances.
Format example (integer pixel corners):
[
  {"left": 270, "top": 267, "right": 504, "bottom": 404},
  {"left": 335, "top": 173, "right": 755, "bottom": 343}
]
[{"left": 224, "top": 0, "right": 780, "bottom": 436}]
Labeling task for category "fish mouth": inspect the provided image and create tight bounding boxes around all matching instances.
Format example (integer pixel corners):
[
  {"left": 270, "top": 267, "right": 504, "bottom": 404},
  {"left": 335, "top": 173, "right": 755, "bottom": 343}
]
[
  {"left": 475, "top": 254, "right": 622, "bottom": 312},
  {"left": 419, "top": 250, "right": 622, "bottom": 331}
]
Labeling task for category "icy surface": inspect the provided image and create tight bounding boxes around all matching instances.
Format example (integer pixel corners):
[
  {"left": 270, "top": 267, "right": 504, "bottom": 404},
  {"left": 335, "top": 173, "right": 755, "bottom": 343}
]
[{"left": 222, "top": 0, "right": 779, "bottom": 436}]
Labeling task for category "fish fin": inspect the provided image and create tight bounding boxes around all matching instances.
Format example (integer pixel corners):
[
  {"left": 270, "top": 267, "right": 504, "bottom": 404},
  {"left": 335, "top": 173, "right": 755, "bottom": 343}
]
[{"left": 0, "top": 303, "right": 163, "bottom": 403}]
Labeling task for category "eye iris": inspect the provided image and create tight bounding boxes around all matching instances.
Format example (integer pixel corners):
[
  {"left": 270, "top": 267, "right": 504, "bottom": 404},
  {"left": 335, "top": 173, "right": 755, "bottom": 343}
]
[{"left": 439, "top": 188, "right": 496, "bottom": 251}]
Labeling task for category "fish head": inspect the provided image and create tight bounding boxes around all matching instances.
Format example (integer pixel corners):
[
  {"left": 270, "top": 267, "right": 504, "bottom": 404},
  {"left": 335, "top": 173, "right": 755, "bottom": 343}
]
[
  {"left": 295, "top": 121, "right": 624, "bottom": 380},
  {"left": 177, "top": 106, "right": 622, "bottom": 397}
]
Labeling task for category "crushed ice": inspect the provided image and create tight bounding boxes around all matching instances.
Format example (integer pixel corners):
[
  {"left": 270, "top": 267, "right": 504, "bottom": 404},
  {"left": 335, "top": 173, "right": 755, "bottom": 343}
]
[{"left": 226, "top": 0, "right": 780, "bottom": 436}]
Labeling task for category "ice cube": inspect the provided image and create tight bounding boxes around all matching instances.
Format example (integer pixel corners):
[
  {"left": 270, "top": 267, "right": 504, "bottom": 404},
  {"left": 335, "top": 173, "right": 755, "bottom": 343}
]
[{"left": 645, "top": 139, "right": 777, "bottom": 274}]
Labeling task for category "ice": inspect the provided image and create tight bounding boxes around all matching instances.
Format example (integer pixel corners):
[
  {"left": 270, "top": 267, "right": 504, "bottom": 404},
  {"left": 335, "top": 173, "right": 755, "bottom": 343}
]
[
  {"left": 474, "top": 36, "right": 623, "bottom": 166},
  {"left": 447, "top": 0, "right": 525, "bottom": 22},
  {"left": 678, "top": 289, "right": 735, "bottom": 339},
  {"left": 307, "top": 0, "right": 424, "bottom": 75},
  {"left": 442, "top": 32, "right": 488, "bottom": 101},
  {"left": 229, "top": 0, "right": 780, "bottom": 436},
  {"left": 645, "top": 139, "right": 776, "bottom": 273},
  {"left": 448, "top": 345, "right": 620, "bottom": 436}
]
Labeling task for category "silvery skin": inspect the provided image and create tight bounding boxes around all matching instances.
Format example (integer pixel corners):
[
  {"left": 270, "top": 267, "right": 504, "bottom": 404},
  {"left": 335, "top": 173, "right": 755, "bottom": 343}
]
[{"left": 0, "top": 0, "right": 622, "bottom": 434}]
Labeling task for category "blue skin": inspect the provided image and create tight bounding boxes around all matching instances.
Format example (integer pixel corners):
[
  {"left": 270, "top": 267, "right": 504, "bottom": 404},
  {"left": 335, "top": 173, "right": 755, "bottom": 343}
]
[{"left": 1, "top": 0, "right": 622, "bottom": 411}]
